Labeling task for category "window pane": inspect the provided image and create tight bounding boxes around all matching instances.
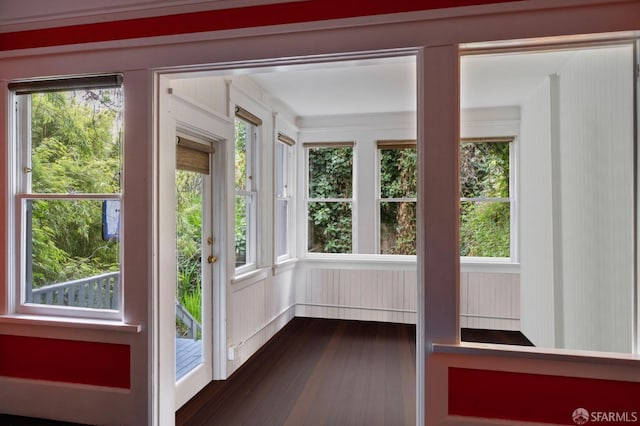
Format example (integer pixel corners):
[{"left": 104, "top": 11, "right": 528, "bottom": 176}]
[
  {"left": 460, "top": 201, "right": 510, "bottom": 257},
  {"left": 30, "top": 89, "right": 123, "bottom": 194},
  {"left": 234, "top": 195, "right": 249, "bottom": 267},
  {"left": 380, "top": 201, "right": 416, "bottom": 255},
  {"left": 276, "top": 199, "right": 288, "bottom": 258},
  {"left": 460, "top": 142, "right": 509, "bottom": 199},
  {"left": 235, "top": 118, "right": 249, "bottom": 191},
  {"left": 26, "top": 199, "right": 120, "bottom": 309},
  {"left": 275, "top": 142, "right": 286, "bottom": 197},
  {"left": 380, "top": 147, "right": 417, "bottom": 198},
  {"left": 308, "top": 146, "right": 352, "bottom": 198},
  {"left": 307, "top": 202, "right": 352, "bottom": 253}
]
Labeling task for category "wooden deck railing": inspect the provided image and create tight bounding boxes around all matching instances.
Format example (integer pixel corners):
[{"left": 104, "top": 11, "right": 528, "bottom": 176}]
[
  {"left": 176, "top": 301, "right": 202, "bottom": 340},
  {"left": 29, "top": 272, "right": 202, "bottom": 339},
  {"left": 29, "top": 271, "right": 120, "bottom": 310}
]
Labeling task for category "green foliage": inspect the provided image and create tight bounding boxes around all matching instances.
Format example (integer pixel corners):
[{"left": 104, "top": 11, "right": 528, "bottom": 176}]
[
  {"left": 307, "top": 146, "right": 353, "bottom": 253},
  {"left": 176, "top": 170, "right": 203, "bottom": 302},
  {"left": 459, "top": 142, "right": 510, "bottom": 257},
  {"left": 379, "top": 147, "right": 417, "bottom": 255},
  {"left": 28, "top": 90, "right": 122, "bottom": 287},
  {"left": 234, "top": 119, "right": 250, "bottom": 265}
]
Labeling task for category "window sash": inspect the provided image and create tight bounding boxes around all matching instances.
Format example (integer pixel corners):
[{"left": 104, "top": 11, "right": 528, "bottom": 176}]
[{"left": 16, "top": 195, "right": 122, "bottom": 319}]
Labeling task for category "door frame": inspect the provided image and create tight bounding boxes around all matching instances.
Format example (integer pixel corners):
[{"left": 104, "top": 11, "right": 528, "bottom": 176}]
[{"left": 157, "top": 75, "right": 231, "bottom": 413}]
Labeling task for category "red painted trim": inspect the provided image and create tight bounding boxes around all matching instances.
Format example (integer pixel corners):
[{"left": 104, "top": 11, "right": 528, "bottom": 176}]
[
  {"left": 0, "top": 0, "right": 521, "bottom": 51},
  {"left": 0, "top": 335, "right": 130, "bottom": 389},
  {"left": 449, "top": 367, "right": 640, "bottom": 425}
]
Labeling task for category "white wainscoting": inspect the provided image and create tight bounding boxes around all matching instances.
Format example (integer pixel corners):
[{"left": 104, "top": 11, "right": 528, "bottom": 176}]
[
  {"left": 227, "top": 266, "right": 296, "bottom": 375},
  {"left": 295, "top": 261, "right": 520, "bottom": 330},
  {"left": 295, "top": 265, "right": 418, "bottom": 324},
  {"left": 460, "top": 271, "right": 520, "bottom": 331}
]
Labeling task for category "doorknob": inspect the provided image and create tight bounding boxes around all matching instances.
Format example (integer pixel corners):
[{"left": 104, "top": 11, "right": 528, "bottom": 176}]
[{"left": 207, "top": 255, "right": 218, "bottom": 264}]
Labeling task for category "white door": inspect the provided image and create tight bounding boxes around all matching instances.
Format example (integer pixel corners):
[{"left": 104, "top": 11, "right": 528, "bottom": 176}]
[{"left": 157, "top": 77, "right": 231, "bottom": 414}]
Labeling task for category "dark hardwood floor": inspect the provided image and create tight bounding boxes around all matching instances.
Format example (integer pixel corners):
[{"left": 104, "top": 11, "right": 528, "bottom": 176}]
[{"left": 176, "top": 317, "right": 417, "bottom": 426}]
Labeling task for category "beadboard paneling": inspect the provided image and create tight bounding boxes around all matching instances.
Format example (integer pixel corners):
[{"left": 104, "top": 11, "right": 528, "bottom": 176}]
[
  {"left": 296, "top": 263, "right": 520, "bottom": 330},
  {"left": 227, "top": 267, "right": 296, "bottom": 375}
]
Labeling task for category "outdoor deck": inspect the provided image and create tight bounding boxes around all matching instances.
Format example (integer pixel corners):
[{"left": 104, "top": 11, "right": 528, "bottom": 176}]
[{"left": 176, "top": 338, "right": 203, "bottom": 381}]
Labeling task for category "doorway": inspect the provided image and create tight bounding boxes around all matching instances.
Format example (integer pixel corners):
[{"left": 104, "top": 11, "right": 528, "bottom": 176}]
[{"left": 158, "top": 78, "right": 231, "bottom": 410}]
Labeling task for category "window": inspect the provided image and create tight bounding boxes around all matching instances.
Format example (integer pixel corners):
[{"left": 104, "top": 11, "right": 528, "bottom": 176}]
[
  {"left": 459, "top": 137, "right": 513, "bottom": 259},
  {"left": 378, "top": 140, "right": 417, "bottom": 255},
  {"left": 234, "top": 106, "right": 261, "bottom": 271},
  {"left": 10, "top": 75, "right": 124, "bottom": 316},
  {"left": 305, "top": 142, "right": 354, "bottom": 254},
  {"left": 275, "top": 132, "right": 295, "bottom": 261}
]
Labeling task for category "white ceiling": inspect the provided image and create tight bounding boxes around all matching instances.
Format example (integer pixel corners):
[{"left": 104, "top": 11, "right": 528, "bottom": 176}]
[{"left": 245, "top": 49, "right": 578, "bottom": 117}]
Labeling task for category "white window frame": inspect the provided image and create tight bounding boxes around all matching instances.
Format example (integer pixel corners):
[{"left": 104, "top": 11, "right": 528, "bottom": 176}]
[
  {"left": 459, "top": 136, "right": 517, "bottom": 264},
  {"left": 234, "top": 114, "right": 259, "bottom": 275},
  {"left": 275, "top": 132, "right": 295, "bottom": 263},
  {"left": 10, "top": 78, "right": 124, "bottom": 320},
  {"left": 304, "top": 142, "right": 355, "bottom": 256}
]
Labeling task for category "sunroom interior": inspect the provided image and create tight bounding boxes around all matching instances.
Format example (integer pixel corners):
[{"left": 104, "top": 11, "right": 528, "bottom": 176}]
[{"left": 158, "top": 39, "right": 636, "bottom": 401}]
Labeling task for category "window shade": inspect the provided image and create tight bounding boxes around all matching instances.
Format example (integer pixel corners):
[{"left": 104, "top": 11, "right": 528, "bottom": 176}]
[
  {"left": 176, "top": 136, "right": 212, "bottom": 174},
  {"left": 176, "top": 136, "right": 215, "bottom": 153},
  {"left": 235, "top": 106, "right": 262, "bottom": 126},
  {"left": 9, "top": 74, "right": 123, "bottom": 95},
  {"left": 303, "top": 141, "right": 354, "bottom": 149},
  {"left": 461, "top": 136, "right": 515, "bottom": 143},
  {"left": 377, "top": 139, "right": 416, "bottom": 149},
  {"left": 277, "top": 132, "right": 296, "bottom": 146}
]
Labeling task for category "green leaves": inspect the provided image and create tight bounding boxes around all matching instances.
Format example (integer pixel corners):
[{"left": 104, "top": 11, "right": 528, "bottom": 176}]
[
  {"left": 307, "top": 146, "right": 353, "bottom": 253},
  {"left": 27, "top": 89, "right": 122, "bottom": 287}
]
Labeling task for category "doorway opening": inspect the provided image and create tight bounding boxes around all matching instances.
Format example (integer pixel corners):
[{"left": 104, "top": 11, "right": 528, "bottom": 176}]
[{"left": 156, "top": 50, "right": 421, "bottom": 421}]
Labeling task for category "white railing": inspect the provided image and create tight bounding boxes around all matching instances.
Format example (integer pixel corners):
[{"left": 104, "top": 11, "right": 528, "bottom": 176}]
[
  {"left": 29, "top": 272, "right": 202, "bottom": 339},
  {"left": 29, "top": 271, "right": 120, "bottom": 310}
]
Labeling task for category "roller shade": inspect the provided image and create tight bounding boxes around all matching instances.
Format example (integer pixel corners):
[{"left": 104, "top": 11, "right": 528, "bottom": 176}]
[
  {"left": 235, "top": 106, "right": 262, "bottom": 126},
  {"left": 176, "top": 136, "right": 212, "bottom": 174},
  {"left": 9, "top": 74, "right": 123, "bottom": 95},
  {"left": 277, "top": 132, "right": 296, "bottom": 146}
]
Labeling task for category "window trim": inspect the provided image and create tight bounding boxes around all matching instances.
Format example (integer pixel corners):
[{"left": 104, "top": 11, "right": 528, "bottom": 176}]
[
  {"left": 10, "top": 80, "right": 124, "bottom": 320},
  {"left": 234, "top": 112, "right": 259, "bottom": 274},
  {"left": 275, "top": 132, "right": 295, "bottom": 263}
]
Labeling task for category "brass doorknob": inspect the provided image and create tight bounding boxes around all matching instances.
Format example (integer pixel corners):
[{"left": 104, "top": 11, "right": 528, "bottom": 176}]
[{"left": 207, "top": 255, "right": 217, "bottom": 264}]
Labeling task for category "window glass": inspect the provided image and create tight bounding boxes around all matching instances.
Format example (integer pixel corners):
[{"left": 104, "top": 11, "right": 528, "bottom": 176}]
[
  {"left": 306, "top": 145, "right": 353, "bottom": 254},
  {"left": 379, "top": 144, "right": 417, "bottom": 255},
  {"left": 275, "top": 140, "right": 292, "bottom": 260},
  {"left": 459, "top": 141, "right": 510, "bottom": 258},
  {"left": 15, "top": 83, "right": 123, "bottom": 312},
  {"left": 234, "top": 116, "right": 257, "bottom": 269}
]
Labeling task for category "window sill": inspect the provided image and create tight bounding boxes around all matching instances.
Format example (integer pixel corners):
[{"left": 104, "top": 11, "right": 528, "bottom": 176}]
[
  {"left": 273, "top": 258, "right": 298, "bottom": 274},
  {"left": 0, "top": 314, "right": 142, "bottom": 333},
  {"left": 460, "top": 259, "right": 520, "bottom": 273},
  {"left": 301, "top": 254, "right": 418, "bottom": 271},
  {"left": 231, "top": 267, "right": 269, "bottom": 286},
  {"left": 433, "top": 342, "right": 640, "bottom": 366}
]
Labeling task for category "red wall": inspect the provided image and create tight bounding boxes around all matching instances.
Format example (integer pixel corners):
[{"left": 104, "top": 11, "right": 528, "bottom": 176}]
[
  {"left": 0, "top": 0, "right": 521, "bottom": 51},
  {"left": 0, "top": 334, "right": 130, "bottom": 388},
  {"left": 449, "top": 367, "right": 640, "bottom": 425}
]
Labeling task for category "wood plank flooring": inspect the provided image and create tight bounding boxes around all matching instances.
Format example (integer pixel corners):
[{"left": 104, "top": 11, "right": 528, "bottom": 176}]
[{"left": 176, "top": 317, "right": 417, "bottom": 426}]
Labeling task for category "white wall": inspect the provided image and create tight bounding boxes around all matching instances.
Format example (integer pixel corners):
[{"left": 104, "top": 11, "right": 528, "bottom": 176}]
[
  {"left": 520, "top": 77, "right": 556, "bottom": 347},
  {"left": 556, "top": 45, "right": 635, "bottom": 353}
]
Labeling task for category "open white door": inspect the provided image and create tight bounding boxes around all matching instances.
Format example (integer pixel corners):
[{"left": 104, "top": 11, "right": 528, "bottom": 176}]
[{"left": 157, "top": 76, "right": 231, "bottom": 415}]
